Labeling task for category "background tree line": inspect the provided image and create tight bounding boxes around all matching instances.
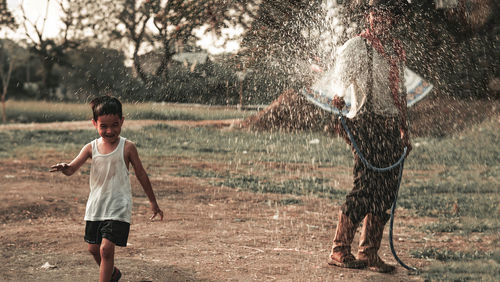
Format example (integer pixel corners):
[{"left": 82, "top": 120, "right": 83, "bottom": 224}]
[{"left": 0, "top": 0, "right": 497, "bottom": 110}]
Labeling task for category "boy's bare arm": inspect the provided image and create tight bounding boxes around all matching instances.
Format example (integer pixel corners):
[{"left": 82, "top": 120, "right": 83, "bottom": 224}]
[
  {"left": 50, "top": 144, "right": 91, "bottom": 176},
  {"left": 128, "top": 142, "right": 164, "bottom": 221}
]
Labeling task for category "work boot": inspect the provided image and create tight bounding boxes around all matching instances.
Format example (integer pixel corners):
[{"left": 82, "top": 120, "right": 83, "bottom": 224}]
[
  {"left": 328, "top": 211, "right": 366, "bottom": 269},
  {"left": 357, "top": 213, "right": 396, "bottom": 273}
]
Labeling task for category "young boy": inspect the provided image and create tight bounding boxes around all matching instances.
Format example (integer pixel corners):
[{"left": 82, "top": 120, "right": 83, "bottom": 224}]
[{"left": 50, "top": 96, "right": 163, "bottom": 282}]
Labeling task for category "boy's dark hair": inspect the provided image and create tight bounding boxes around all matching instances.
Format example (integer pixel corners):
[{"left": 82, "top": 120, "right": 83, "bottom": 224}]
[{"left": 90, "top": 96, "right": 123, "bottom": 121}]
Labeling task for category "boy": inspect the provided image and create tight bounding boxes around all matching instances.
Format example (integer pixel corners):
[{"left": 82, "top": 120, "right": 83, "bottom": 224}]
[
  {"left": 327, "top": 0, "right": 411, "bottom": 273},
  {"left": 50, "top": 96, "right": 163, "bottom": 282}
]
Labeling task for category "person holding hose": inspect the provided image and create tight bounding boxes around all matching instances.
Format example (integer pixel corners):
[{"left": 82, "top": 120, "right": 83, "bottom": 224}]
[{"left": 327, "top": 0, "right": 411, "bottom": 273}]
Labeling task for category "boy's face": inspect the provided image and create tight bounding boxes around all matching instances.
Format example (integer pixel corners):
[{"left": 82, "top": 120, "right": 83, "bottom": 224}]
[{"left": 92, "top": 114, "right": 124, "bottom": 143}]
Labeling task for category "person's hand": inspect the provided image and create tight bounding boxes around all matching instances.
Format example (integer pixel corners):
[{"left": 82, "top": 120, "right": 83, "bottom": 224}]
[
  {"left": 400, "top": 128, "right": 412, "bottom": 157},
  {"left": 150, "top": 202, "right": 164, "bottom": 221},
  {"left": 50, "top": 163, "right": 69, "bottom": 172},
  {"left": 332, "top": 96, "right": 345, "bottom": 111}
]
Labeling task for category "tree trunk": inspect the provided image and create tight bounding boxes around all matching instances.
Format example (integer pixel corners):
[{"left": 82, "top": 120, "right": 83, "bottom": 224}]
[
  {"left": 133, "top": 38, "right": 149, "bottom": 84},
  {"left": 155, "top": 47, "right": 172, "bottom": 77},
  {"left": 238, "top": 82, "right": 243, "bottom": 111},
  {"left": 1, "top": 90, "right": 6, "bottom": 123},
  {"left": 0, "top": 60, "right": 13, "bottom": 123},
  {"left": 39, "top": 59, "right": 55, "bottom": 99}
]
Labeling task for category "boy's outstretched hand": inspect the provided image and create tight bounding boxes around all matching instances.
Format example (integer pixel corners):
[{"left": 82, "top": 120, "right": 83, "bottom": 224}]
[
  {"left": 50, "top": 163, "right": 69, "bottom": 172},
  {"left": 150, "top": 202, "right": 164, "bottom": 221}
]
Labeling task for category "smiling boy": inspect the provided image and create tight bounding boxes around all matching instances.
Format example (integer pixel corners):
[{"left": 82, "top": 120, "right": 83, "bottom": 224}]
[{"left": 50, "top": 96, "right": 163, "bottom": 282}]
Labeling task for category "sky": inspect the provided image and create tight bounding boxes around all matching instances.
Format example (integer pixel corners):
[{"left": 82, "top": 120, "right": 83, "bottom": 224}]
[
  {"left": 6, "top": 0, "right": 63, "bottom": 40},
  {"left": 5, "top": 0, "right": 243, "bottom": 55}
]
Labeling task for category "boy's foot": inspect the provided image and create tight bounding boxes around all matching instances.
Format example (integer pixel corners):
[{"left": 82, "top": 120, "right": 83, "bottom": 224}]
[{"left": 110, "top": 267, "right": 121, "bottom": 282}]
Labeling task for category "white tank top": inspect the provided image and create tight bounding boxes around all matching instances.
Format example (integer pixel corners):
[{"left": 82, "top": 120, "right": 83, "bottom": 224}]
[{"left": 85, "top": 136, "right": 132, "bottom": 223}]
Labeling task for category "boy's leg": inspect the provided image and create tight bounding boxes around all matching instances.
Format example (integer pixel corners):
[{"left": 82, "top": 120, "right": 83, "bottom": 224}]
[
  {"left": 88, "top": 242, "right": 121, "bottom": 281},
  {"left": 99, "top": 238, "right": 115, "bottom": 282},
  {"left": 87, "top": 243, "right": 101, "bottom": 265},
  {"left": 97, "top": 220, "right": 129, "bottom": 281},
  {"left": 85, "top": 221, "right": 103, "bottom": 267}
]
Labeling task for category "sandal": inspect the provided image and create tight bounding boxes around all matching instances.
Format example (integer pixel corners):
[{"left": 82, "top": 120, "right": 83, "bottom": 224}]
[{"left": 110, "top": 267, "right": 121, "bottom": 282}]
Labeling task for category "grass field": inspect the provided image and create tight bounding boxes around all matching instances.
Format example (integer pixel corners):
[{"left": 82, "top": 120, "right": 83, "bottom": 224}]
[
  {"left": 1, "top": 102, "right": 499, "bottom": 280},
  {"left": 3, "top": 100, "right": 255, "bottom": 123}
]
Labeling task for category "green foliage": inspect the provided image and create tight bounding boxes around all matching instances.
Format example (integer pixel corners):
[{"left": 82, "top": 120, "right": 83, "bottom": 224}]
[
  {"left": 240, "top": 0, "right": 326, "bottom": 91},
  {"left": 0, "top": 129, "right": 95, "bottom": 148},
  {"left": 279, "top": 198, "right": 303, "bottom": 205},
  {"left": 0, "top": 0, "right": 16, "bottom": 29},
  {"left": 411, "top": 248, "right": 499, "bottom": 280},
  {"left": 60, "top": 47, "right": 137, "bottom": 99},
  {"left": 405, "top": 119, "right": 500, "bottom": 167},
  {"left": 394, "top": 118, "right": 500, "bottom": 221},
  {"left": 397, "top": 184, "right": 498, "bottom": 218},
  {"left": 411, "top": 247, "right": 493, "bottom": 262},
  {"left": 420, "top": 219, "right": 498, "bottom": 234},
  {"left": 421, "top": 261, "right": 500, "bottom": 281},
  {"left": 0, "top": 39, "right": 31, "bottom": 97},
  {"left": 145, "top": 61, "right": 239, "bottom": 104},
  {"left": 214, "top": 175, "right": 345, "bottom": 200},
  {"left": 175, "top": 168, "right": 226, "bottom": 179}
]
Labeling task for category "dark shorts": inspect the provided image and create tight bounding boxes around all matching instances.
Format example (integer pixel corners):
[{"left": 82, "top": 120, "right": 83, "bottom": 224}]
[{"left": 84, "top": 220, "right": 130, "bottom": 247}]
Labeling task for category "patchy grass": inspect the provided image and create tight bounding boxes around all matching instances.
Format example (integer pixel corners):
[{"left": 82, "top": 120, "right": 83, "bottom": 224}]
[
  {"left": 406, "top": 116, "right": 500, "bottom": 168},
  {"left": 4, "top": 100, "right": 254, "bottom": 123},
  {"left": 420, "top": 219, "right": 498, "bottom": 234},
  {"left": 412, "top": 248, "right": 499, "bottom": 280},
  {"left": 0, "top": 109, "right": 498, "bottom": 280},
  {"left": 214, "top": 175, "right": 345, "bottom": 200},
  {"left": 421, "top": 260, "right": 500, "bottom": 281},
  {"left": 411, "top": 247, "right": 493, "bottom": 261}
]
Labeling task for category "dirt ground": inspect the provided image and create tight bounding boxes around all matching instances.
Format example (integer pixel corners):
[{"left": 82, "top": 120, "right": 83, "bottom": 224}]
[{"left": 0, "top": 120, "right": 457, "bottom": 282}]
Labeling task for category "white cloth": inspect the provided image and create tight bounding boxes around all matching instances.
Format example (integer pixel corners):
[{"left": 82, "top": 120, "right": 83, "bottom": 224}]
[
  {"left": 85, "top": 137, "right": 132, "bottom": 223},
  {"left": 331, "top": 36, "right": 406, "bottom": 118}
]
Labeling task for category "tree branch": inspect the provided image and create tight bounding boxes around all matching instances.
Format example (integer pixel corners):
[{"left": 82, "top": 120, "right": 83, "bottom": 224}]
[
  {"left": 39, "top": 0, "right": 51, "bottom": 39},
  {"left": 20, "top": 0, "right": 40, "bottom": 44}
]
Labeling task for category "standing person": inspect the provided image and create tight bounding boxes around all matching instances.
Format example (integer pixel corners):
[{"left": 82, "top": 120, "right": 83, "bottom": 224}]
[
  {"left": 327, "top": 0, "right": 411, "bottom": 273},
  {"left": 50, "top": 96, "right": 164, "bottom": 282}
]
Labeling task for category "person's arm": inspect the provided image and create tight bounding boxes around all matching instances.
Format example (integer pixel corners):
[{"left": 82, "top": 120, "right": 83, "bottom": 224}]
[
  {"left": 399, "top": 65, "right": 412, "bottom": 157},
  {"left": 128, "top": 142, "right": 163, "bottom": 221},
  {"left": 50, "top": 143, "right": 92, "bottom": 176}
]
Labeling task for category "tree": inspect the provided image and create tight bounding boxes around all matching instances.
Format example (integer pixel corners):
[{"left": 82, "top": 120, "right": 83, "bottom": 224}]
[
  {"left": 113, "top": 0, "right": 157, "bottom": 84},
  {"left": 0, "top": 40, "right": 29, "bottom": 122},
  {"left": 239, "top": 0, "right": 325, "bottom": 98},
  {"left": 60, "top": 46, "right": 137, "bottom": 100},
  {"left": 0, "top": 1, "right": 18, "bottom": 122},
  {"left": 0, "top": 42, "right": 14, "bottom": 123},
  {"left": 19, "top": 0, "right": 97, "bottom": 98},
  {"left": 240, "top": 0, "right": 498, "bottom": 102},
  {"left": 0, "top": 0, "right": 16, "bottom": 29},
  {"left": 112, "top": 0, "right": 255, "bottom": 85}
]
